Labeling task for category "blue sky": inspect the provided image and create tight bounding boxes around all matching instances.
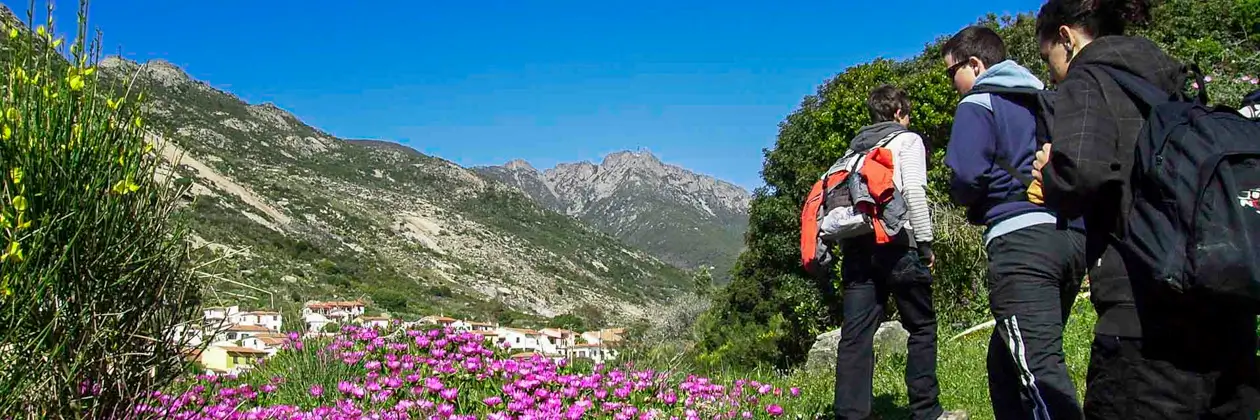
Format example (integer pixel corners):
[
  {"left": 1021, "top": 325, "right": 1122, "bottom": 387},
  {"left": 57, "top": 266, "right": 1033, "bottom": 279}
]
[{"left": 22, "top": 0, "right": 1043, "bottom": 190}]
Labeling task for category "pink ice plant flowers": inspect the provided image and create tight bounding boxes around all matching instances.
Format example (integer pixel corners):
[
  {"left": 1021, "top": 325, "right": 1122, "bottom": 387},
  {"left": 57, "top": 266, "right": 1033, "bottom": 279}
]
[{"left": 134, "top": 325, "right": 804, "bottom": 419}]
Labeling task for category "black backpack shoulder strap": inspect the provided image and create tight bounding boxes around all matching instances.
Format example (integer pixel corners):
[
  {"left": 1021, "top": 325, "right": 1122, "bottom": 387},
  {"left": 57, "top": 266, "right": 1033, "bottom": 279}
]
[{"left": 962, "top": 86, "right": 1039, "bottom": 188}]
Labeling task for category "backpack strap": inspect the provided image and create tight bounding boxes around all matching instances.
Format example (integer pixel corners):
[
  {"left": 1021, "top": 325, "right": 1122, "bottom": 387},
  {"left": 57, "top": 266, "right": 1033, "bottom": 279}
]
[{"left": 962, "top": 86, "right": 1040, "bottom": 193}]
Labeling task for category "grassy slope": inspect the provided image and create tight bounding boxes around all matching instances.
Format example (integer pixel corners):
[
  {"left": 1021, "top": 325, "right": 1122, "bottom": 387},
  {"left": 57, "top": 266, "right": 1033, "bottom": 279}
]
[{"left": 758, "top": 298, "right": 1098, "bottom": 419}]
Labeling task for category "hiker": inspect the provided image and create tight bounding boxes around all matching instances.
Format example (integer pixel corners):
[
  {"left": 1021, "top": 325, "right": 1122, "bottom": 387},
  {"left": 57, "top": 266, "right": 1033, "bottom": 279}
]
[
  {"left": 829, "top": 85, "right": 959, "bottom": 420},
  {"left": 1032, "top": 0, "right": 1260, "bottom": 418},
  {"left": 941, "top": 26, "right": 1088, "bottom": 420}
]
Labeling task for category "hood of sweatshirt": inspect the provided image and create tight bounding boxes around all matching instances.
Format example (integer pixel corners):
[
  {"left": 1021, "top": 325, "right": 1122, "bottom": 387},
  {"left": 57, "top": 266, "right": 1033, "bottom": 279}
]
[
  {"left": 973, "top": 59, "right": 1045, "bottom": 91},
  {"left": 1070, "top": 35, "right": 1186, "bottom": 96},
  {"left": 847, "top": 121, "right": 906, "bottom": 152}
]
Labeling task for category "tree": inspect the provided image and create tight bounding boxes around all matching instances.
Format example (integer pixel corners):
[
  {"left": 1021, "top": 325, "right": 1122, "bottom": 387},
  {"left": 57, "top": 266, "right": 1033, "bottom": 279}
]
[{"left": 692, "top": 266, "right": 714, "bottom": 297}]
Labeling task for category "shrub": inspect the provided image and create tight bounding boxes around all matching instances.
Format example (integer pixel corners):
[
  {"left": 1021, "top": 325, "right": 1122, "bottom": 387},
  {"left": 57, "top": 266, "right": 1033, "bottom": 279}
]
[{"left": 0, "top": 1, "right": 201, "bottom": 417}]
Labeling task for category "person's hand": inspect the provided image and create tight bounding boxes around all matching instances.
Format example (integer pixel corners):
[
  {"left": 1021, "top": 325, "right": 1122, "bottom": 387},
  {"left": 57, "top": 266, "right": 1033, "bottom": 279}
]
[
  {"left": 1032, "top": 143, "right": 1052, "bottom": 183},
  {"left": 918, "top": 243, "right": 935, "bottom": 269}
]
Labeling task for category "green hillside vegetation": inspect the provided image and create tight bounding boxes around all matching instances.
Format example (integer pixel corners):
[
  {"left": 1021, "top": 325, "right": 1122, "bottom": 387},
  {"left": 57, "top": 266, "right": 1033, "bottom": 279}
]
[{"left": 694, "top": 0, "right": 1260, "bottom": 370}]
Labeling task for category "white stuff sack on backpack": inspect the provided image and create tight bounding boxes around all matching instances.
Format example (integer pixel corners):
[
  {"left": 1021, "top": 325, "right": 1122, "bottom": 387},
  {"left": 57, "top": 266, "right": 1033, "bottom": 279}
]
[{"left": 818, "top": 152, "right": 874, "bottom": 240}]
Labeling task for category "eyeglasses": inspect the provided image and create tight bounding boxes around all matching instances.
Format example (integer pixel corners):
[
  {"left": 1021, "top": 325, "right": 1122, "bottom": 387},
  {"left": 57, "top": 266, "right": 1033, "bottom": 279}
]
[{"left": 946, "top": 60, "right": 969, "bottom": 79}]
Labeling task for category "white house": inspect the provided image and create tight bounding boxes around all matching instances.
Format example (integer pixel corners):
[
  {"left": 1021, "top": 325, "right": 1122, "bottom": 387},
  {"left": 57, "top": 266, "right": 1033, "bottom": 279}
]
[
  {"left": 468, "top": 321, "right": 496, "bottom": 332},
  {"left": 567, "top": 343, "right": 618, "bottom": 363},
  {"left": 417, "top": 315, "right": 458, "bottom": 328},
  {"left": 203, "top": 306, "right": 239, "bottom": 322},
  {"left": 169, "top": 324, "right": 205, "bottom": 348},
  {"left": 242, "top": 335, "right": 288, "bottom": 356},
  {"left": 356, "top": 315, "right": 391, "bottom": 330},
  {"left": 302, "top": 300, "right": 365, "bottom": 321},
  {"left": 221, "top": 324, "right": 272, "bottom": 342},
  {"left": 496, "top": 327, "right": 543, "bottom": 352},
  {"left": 539, "top": 328, "right": 578, "bottom": 355},
  {"left": 302, "top": 312, "right": 333, "bottom": 334},
  {"left": 581, "top": 328, "right": 625, "bottom": 346},
  {"left": 236, "top": 311, "right": 283, "bottom": 332}
]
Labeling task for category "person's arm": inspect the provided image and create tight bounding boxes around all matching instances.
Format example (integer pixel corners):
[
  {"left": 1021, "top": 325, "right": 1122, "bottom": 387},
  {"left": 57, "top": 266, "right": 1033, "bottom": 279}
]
[
  {"left": 944, "top": 102, "right": 997, "bottom": 207},
  {"left": 898, "top": 133, "right": 933, "bottom": 243},
  {"left": 1041, "top": 72, "right": 1123, "bottom": 219},
  {"left": 898, "top": 132, "right": 935, "bottom": 266}
]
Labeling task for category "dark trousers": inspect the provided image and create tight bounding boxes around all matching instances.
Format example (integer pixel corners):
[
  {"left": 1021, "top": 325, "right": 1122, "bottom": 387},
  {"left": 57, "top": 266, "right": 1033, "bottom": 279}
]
[
  {"left": 1084, "top": 274, "right": 1260, "bottom": 419},
  {"left": 835, "top": 237, "right": 942, "bottom": 420},
  {"left": 985, "top": 224, "right": 1087, "bottom": 420}
]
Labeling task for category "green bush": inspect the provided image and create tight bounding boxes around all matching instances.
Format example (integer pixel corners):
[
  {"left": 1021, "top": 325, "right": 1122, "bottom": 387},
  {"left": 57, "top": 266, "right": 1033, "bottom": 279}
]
[{"left": 0, "top": 1, "right": 201, "bottom": 417}]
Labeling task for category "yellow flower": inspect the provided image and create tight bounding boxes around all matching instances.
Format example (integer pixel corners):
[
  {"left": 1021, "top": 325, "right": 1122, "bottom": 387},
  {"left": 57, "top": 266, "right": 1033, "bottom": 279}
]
[
  {"left": 52, "top": 38, "right": 62, "bottom": 48},
  {"left": 7, "top": 28, "right": 16, "bottom": 39},
  {"left": 117, "top": 154, "right": 125, "bottom": 166},
  {"left": 13, "top": 68, "right": 26, "bottom": 82},
  {"left": 143, "top": 142, "right": 154, "bottom": 154},
  {"left": 6, "top": 107, "right": 18, "bottom": 121},
  {"left": 10, "top": 167, "right": 22, "bottom": 185},
  {"left": 82, "top": 67, "right": 95, "bottom": 76},
  {"left": 2, "top": 125, "right": 10, "bottom": 140},
  {"left": 111, "top": 179, "right": 140, "bottom": 195},
  {"left": 107, "top": 98, "right": 122, "bottom": 110},
  {"left": 68, "top": 75, "right": 84, "bottom": 91},
  {"left": 133, "top": 115, "right": 143, "bottom": 128},
  {"left": 0, "top": 214, "right": 8, "bottom": 229},
  {"left": 15, "top": 214, "right": 30, "bottom": 230},
  {"left": 12, "top": 196, "right": 26, "bottom": 212},
  {"left": 1, "top": 241, "right": 23, "bottom": 263},
  {"left": 35, "top": 26, "right": 44, "bottom": 38}
]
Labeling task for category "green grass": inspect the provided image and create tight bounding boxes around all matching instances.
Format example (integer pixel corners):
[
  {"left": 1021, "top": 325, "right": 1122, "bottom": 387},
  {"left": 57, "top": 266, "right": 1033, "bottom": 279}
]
[{"left": 866, "top": 297, "right": 1096, "bottom": 419}]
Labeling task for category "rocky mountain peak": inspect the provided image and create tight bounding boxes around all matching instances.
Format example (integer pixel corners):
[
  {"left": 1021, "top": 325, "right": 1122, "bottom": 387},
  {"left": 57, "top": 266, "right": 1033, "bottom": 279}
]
[
  {"left": 476, "top": 150, "right": 752, "bottom": 279},
  {"left": 504, "top": 159, "right": 537, "bottom": 172}
]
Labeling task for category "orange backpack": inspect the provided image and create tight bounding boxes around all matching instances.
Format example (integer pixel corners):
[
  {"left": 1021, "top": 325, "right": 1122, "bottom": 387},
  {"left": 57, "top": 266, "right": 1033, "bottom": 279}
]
[{"left": 800, "top": 130, "right": 904, "bottom": 276}]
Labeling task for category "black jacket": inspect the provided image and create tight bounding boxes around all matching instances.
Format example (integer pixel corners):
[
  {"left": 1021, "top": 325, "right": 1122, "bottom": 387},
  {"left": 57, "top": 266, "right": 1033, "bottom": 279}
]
[{"left": 1041, "top": 36, "right": 1188, "bottom": 337}]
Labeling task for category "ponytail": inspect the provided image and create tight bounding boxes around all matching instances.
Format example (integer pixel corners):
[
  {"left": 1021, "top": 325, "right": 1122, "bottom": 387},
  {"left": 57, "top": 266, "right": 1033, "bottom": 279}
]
[{"left": 1036, "top": 0, "right": 1153, "bottom": 43}]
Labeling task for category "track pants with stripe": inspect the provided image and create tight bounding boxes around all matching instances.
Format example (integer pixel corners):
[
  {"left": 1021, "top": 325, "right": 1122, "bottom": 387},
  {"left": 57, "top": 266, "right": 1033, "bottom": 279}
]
[{"left": 985, "top": 224, "right": 1088, "bottom": 420}]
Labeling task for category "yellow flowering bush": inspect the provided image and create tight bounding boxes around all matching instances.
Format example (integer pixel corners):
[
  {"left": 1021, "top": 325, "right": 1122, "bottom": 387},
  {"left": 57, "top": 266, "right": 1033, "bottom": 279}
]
[{"left": 0, "top": 0, "right": 201, "bottom": 417}]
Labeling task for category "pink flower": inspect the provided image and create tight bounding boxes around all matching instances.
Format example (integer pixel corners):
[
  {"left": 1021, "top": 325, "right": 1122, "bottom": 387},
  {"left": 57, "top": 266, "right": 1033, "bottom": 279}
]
[
  {"left": 484, "top": 396, "right": 503, "bottom": 406},
  {"left": 766, "top": 405, "right": 784, "bottom": 417},
  {"left": 789, "top": 387, "right": 800, "bottom": 397},
  {"left": 1204, "top": 75, "right": 1213, "bottom": 82},
  {"left": 309, "top": 384, "right": 324, "bottom": 397},
  {"left": 438, "top": 403, "right": 455, "bottom": 417},
  {"left": 439, "top": 387, "right": 459, "bottom": 401}
]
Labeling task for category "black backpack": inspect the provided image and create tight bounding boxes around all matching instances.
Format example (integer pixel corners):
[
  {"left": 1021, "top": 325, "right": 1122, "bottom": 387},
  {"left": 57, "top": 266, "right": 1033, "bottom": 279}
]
[
  {"left": 962, "top": 85, "right": 1057, "bottom": 199},
  {"left": 1098, "top": 65, "right": 1260, "bottom": 311}
]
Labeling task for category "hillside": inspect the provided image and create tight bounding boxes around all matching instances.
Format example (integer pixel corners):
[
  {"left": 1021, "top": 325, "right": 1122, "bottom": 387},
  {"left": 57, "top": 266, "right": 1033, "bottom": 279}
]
[
  {"left": 476, "top": 151, "right": 750, "bottom": 280},
  {"left": 91, "top": 57, "right": 691, "bottom": 322}
]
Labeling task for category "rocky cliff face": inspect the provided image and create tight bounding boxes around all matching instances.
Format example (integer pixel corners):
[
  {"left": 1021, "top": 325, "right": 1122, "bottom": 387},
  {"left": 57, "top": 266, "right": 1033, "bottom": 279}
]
[
  {"left": 477, "top": 150, "right": 750, "bottom": 279},
  {"left": 94, "top": 57, "right": 690, "bottom": 321}
]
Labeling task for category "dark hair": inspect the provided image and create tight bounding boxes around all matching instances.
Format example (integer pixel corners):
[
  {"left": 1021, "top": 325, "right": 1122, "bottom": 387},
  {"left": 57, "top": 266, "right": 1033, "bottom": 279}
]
[
  {"left": 1036, "top": 0, "right": 1153, "bottom": 43},
  {"left": 942, "top": 26, "right": 1007, "bottom": 67},
  {"left": 867, "top": 85, "right": 911, "bottom": 123}
]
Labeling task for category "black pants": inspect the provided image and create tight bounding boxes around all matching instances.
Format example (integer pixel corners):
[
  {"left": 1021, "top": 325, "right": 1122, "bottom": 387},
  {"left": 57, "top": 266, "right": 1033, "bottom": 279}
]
[
  {"left": 985, "top": 224, "right": 1087, "bottom": 420},
  {"left": 1084, "top": 332, "right": 1260, "bottom": 420},
  {"left": 1083, "top": 270, "right": 1260, "bottom": 420},
  {"left": 835, "top": 237, "right": 942, "bottom": 420}
]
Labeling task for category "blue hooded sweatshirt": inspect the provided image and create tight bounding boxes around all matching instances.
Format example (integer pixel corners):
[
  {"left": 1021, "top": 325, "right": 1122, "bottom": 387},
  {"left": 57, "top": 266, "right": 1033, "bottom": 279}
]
[{"left": 944, "top": 60, "right": 1083, "bottom": 246}]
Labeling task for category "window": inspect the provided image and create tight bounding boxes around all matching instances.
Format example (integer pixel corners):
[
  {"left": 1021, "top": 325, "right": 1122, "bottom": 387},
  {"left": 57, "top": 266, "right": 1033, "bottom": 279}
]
[
  {"left": 227, "top": 332, "right": 236, "bottom": 340},
  {"left": 515, "top": 337, "right": 520, "bottom": 344}
]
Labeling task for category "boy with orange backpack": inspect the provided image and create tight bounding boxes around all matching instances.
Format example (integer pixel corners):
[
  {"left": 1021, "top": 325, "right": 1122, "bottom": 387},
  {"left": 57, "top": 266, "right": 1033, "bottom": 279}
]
[{"left": 801, "top": 85, "right": 961, "bottom": 420}]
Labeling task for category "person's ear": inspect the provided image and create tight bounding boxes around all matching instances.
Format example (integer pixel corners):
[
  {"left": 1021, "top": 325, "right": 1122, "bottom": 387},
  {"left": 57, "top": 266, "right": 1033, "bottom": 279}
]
[
  {"left": 968, "top": 56, "right": 985, "bottom": 76},
  {"left": 1058, "top": 26, "right": 1075, "bottom": 59}
]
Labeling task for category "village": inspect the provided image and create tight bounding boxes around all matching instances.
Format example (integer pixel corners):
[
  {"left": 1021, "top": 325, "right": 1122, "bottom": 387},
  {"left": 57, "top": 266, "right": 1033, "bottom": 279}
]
[{"left": 174, "top": 300, "right": 625, "bottom": 375}]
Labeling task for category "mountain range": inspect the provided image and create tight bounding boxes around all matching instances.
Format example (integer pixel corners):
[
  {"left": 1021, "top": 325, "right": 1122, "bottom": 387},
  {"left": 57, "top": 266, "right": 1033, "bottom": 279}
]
[
  {"left": 476, "top": 153, "right": 749, "bottom": 281},
  {"left": 87, "top": 55, "right": 749, "bottom": 323}
]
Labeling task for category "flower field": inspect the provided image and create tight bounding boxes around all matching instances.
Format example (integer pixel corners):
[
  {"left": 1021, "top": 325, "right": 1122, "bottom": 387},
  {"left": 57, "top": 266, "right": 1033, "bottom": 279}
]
[{"left": 134, "top": 325, "right": 823, "bottom": 420}]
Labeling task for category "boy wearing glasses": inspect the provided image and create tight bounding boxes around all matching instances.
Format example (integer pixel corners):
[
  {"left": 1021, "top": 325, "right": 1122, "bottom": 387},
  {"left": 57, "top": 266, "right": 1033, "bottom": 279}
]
[{"left": 941, "top": 26, "right": 1088, "bottom": 420}]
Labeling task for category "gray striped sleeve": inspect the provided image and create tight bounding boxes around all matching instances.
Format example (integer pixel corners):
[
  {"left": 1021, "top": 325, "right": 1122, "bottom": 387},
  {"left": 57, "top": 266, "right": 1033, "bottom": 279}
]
[{"left": 898, "top": 133, "right": 933, "bottom": 243}]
